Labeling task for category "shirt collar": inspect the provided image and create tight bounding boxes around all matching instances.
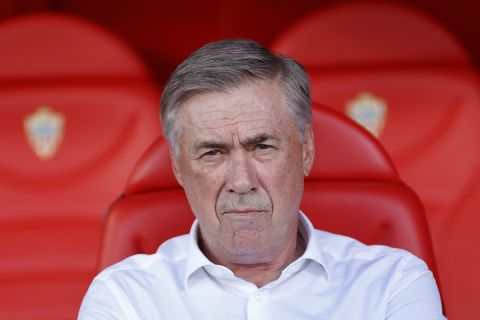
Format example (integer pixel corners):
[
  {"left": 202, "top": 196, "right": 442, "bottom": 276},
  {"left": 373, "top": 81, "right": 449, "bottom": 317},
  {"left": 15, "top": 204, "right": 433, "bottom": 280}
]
[
  {"left": 297, "top": 211, "right": 331, "bottom": 281},
  {"left": 183, "top": 220, "right": 215, "bottom": 289},
  {"left": 183, "top": 211, "right": 331, "bottom": 288}
]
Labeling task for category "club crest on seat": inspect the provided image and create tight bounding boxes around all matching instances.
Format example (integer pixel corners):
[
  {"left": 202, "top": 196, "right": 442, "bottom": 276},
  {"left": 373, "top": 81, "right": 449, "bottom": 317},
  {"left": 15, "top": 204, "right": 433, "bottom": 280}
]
[
  {"left": 24, "top": 106, "right": 65, "bottom": 161},
  {"left": 345, "top": 92, "right": 388, "bottom": 138}
]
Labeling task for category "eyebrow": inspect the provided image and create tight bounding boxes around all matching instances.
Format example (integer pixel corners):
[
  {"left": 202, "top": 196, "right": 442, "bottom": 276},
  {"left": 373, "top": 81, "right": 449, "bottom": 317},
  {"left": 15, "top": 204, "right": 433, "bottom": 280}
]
[
  {"left": 193, "top": 133, "right": 280, "bottom": 153},
  {"left": 241, "top": 134, "right": 278, "bottom": 146},
  {"left": 194, "top": 141, "right": 230, "bottom": 153}
]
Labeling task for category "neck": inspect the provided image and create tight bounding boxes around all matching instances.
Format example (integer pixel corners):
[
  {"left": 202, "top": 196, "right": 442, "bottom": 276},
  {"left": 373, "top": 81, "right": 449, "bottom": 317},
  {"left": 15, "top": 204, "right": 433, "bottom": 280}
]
[
  {"left": 232, "top": 233, "right": 305, "bottom": 287},
  {"left": 201, "top": 232, "right": 306, "bottom": 288}
]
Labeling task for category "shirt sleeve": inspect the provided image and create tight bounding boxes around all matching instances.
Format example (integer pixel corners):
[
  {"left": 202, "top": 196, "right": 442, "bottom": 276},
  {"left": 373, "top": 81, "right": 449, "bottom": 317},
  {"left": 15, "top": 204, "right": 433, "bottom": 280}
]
[
  {"left": 77, "top": 278, "right": 125, "bottom": 320},
  {"left": 386, "top": 254, "right": 447, "bottom": 320}
]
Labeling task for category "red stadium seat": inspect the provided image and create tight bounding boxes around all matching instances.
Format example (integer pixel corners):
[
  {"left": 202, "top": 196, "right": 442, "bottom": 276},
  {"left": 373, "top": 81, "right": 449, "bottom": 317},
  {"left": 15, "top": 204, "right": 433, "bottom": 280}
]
[
  {"left": 0, "top": 13, "right": 161, "bottom": 319},
  {"left": 271, "top": 2, "right": 472, "bottom": 68},
  {"left": 97, "top": 105, "right": 438, "bottom": 287},
  {"left": 271, "top": 3, "right": 480, "bottom": 319}
]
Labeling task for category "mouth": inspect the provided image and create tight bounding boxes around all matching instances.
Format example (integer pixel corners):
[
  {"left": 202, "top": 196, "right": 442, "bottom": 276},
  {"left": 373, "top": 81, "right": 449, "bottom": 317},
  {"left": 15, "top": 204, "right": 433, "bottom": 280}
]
[{"left": 223, "top": 209, "right": 266, "bottom": 217}]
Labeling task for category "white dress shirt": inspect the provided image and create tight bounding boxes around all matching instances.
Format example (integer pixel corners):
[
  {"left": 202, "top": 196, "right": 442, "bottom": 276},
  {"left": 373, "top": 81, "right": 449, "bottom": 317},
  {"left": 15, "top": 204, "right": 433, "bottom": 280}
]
[{"left": 78, "top": 212, "right": 446, "bottom": 319}]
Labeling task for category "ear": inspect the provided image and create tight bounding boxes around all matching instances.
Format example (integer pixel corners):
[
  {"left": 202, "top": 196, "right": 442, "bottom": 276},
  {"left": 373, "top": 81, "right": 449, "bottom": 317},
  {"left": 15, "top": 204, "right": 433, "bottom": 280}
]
[
  {"left": 170, "top": 150, "right": 184, "bottom": 187},
  {"left": 302, "top": 126, "right": 315, "bottom": 176}
]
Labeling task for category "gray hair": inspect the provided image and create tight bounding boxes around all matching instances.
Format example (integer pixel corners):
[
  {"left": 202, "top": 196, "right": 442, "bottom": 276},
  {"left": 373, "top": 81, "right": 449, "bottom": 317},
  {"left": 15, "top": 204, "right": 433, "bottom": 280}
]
[{"left": 160, "top": 39, "right": 311, "bottom": 157}]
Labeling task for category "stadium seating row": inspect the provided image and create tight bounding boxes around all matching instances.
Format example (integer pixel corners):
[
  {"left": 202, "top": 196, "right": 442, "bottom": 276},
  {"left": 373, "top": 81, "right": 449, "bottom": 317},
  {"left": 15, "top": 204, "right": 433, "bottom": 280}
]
[{"left": 0, "top": 2, "right": 478, "bottom": 319}]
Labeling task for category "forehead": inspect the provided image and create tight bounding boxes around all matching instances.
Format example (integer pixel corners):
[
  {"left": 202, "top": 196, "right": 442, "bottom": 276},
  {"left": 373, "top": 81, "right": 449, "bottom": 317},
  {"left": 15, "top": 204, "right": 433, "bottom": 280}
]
[{"left": 177, "top": 81, "right": 294, "bottom": 137}]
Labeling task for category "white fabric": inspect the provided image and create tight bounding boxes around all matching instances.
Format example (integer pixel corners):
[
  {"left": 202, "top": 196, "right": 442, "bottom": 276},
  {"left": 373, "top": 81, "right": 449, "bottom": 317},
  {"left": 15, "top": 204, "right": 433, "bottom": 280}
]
[{"left": 78, "top": 213, "right": 446, "bottom": 319}]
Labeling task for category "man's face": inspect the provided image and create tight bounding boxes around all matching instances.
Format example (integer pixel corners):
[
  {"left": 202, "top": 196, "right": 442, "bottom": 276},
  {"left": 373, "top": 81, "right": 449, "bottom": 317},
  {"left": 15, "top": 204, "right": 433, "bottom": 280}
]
[{"left": 172, "top": 80, "right": 314, "bottom": 265}]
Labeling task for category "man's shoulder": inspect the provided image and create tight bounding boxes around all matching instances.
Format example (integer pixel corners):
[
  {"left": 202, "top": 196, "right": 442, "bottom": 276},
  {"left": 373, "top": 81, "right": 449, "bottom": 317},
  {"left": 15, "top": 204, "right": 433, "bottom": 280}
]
[
  {"left": 312, "top": 229, "right": 425, "bottom": 268},
  {"left": 95, "top": 234, "right": 190, "bottom": 282},
  {"left": 79, "top": 235, "right": 192, "bottom": 319}
]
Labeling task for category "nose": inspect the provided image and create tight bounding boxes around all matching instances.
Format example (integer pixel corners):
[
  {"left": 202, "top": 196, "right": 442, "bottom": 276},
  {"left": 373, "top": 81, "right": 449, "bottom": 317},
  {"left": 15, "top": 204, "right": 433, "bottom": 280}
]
[{"left": 226, "top": 150, "right": 258, "bottom": 194}]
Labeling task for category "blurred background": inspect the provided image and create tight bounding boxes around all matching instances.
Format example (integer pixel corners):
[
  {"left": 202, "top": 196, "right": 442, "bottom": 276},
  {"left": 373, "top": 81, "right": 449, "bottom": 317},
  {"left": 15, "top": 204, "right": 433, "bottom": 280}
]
[
  {"left": 1, "top": 0, "right": 479, "bottom": 319},
  {"left": 2, "top": 0, "right": 480, "bottom": 83}
]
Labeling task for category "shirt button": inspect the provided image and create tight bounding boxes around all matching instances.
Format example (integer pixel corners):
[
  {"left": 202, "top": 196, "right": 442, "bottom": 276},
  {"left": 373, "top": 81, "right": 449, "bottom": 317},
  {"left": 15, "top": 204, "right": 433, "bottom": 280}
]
[{"left": 254, "top": 293, "right": 262, "bottom": 302}]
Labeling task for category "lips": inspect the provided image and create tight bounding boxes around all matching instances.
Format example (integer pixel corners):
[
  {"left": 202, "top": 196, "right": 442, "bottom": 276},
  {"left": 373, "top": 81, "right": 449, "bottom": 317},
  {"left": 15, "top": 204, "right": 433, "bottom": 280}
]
[{"left": 223, "top": 209, "right": 266, "bottom": 217}]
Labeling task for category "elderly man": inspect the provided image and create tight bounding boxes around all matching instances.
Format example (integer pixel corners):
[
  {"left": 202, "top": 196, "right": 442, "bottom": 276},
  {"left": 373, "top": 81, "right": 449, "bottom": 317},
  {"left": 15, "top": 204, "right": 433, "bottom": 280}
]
[{"left": 79, "top": 39, "right": 445, "bottom": 319}]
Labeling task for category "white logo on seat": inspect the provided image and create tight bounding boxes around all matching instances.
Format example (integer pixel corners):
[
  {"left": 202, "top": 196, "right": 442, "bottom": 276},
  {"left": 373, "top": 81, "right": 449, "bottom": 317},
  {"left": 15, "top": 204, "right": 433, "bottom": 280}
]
[
  {"left": 345, "top": 92, "right": 388, "bottom": 138},
  {"left": 24, "top": 106, "right": 65, "bottom": 161}
]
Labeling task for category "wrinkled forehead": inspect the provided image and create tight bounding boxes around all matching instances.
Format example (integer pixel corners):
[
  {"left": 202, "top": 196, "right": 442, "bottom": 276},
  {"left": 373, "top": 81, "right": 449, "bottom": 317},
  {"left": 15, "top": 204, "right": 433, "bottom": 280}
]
[
  {"left": 174, "top": 81, "right": 300, "bottom": 147},
  {"left": 180, "top": 81, "right": 291, "bottom": 126}
]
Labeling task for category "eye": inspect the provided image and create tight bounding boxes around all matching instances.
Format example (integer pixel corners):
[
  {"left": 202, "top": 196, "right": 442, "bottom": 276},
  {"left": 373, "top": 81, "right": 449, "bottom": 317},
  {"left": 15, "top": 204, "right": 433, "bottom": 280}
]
[
  {"left": 256, "top": 144, "right": 272, "bottom": 150},
  {"left": 201, "top": 150, "right": 221, "bottom": 158}
]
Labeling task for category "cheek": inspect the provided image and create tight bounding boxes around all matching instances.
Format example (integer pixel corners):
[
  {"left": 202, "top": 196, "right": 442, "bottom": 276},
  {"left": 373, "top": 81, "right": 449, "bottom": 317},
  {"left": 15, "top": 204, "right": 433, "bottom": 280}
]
[
  {"left": 183, "top": 168, "right": 224, "bottom": 220},
  {"left": 258, "top": 150, "right": 305, "bottom": 215},
  {"left": 269, "top": 166, "right": 304, "bottom": 203}
]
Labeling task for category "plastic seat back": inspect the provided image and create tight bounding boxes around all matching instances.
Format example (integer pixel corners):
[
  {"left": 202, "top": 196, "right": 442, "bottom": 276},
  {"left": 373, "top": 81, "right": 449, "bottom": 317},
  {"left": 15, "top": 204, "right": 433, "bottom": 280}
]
[{"left": 0, "top": 13, "right": 161, "bottom": 319}]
